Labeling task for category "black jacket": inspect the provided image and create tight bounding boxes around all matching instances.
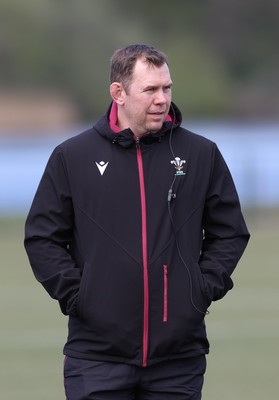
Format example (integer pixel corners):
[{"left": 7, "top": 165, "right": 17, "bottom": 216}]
[{"left": 24, "top": 102, "right": 250, "bottom": 367}]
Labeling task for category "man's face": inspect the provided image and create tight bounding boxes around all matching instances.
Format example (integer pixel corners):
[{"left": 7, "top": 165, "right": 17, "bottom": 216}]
[{"left": 120, "top": 59, "right": 172, "bottom": 137}]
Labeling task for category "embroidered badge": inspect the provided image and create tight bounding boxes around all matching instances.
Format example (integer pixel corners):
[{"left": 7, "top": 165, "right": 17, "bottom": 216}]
[
  {"left": 170, "top": 157, "right": 186, "bottom": 176},
  {"left": 95, "top": 161, "right": 109, "bottom": 176}
]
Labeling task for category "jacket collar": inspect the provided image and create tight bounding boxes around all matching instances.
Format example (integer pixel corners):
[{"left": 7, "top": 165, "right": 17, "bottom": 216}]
[{"left": 94, "top": 101, "right": 182, "bottom": 148}]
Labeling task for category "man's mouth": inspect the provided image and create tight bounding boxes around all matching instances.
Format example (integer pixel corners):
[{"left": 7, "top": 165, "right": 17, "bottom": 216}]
[{"left": 149, "top": 111, "right": 165, "bottom": 116}]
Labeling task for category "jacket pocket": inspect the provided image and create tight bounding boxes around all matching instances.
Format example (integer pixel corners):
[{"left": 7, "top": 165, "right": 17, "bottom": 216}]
[
  {"left": 163, "top": 264, "right": 168, "bottom": 322},
  {"left": 76, "top": 262, "right": 90, "bottom": 321},
  {"left": 194, "top": 262, "right": 211, "bottom": 308}
]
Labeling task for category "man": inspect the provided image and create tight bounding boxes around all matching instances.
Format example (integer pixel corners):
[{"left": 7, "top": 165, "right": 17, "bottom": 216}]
[{"left": 24, "top": 44, "right": 250, "bottom": 399}]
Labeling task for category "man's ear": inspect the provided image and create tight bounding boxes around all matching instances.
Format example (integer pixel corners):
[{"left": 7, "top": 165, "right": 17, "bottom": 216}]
[{"left": 110, "top": 82, "right": 125, "bottom": 105}]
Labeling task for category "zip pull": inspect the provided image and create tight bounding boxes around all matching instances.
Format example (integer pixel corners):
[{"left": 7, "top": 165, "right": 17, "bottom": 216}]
[{"left": 135, "top": 135, "right": 140, "bottom": 148}]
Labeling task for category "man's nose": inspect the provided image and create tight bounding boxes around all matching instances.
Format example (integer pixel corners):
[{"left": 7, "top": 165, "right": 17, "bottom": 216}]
[{"left": 154, "top": 90, "right": 168, "bottom": 104}]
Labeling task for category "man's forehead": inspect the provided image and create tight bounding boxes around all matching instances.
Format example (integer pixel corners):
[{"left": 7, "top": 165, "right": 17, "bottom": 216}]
[{"left": 132, "top": 59, "right": 172, "bottom": 84}]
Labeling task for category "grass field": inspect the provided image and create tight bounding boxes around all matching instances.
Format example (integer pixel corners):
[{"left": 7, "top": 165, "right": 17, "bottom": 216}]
[{"left": 1, "top": 209, "right": 278, "bottom": 399}]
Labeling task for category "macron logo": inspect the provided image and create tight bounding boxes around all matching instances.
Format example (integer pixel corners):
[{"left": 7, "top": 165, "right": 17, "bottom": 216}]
[{"left": 95, "top": 161, "right": 109, "bottom": 176}]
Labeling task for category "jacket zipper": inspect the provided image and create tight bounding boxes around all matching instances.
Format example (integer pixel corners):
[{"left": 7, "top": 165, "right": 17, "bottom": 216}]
[
  {"left": 136, "top": 137, "right": 149, "bottom": 367},
  {"left": 163, "top": 264, "right": 168, "bottom": 322}
]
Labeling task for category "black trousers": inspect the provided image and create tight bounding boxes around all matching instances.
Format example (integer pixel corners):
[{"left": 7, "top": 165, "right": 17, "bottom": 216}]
[{"left": 64, "top": 355, "right": 206, "bottom": 400}]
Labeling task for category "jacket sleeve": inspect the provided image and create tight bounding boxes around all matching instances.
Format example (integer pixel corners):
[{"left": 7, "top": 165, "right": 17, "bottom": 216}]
[
  {"left": 24, "top": 146, "right": 80, "bottom": 316},
  {"left": 199, "top": 144, "right": 250, "bottom": 302}
]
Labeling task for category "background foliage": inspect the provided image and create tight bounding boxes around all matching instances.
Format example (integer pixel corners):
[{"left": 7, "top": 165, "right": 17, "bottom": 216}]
[{"left": 1, "top": 0, "right": 278, "bottom": 120}]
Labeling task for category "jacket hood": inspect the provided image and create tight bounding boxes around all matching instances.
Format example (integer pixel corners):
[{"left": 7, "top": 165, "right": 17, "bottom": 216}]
[{"left": 93, "top": 102, "right": 182, "bottom": 148}]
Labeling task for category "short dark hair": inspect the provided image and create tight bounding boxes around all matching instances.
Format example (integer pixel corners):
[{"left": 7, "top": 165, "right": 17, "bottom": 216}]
[{"left": 110, "top": 44, "right": 168, "bottom": 91}]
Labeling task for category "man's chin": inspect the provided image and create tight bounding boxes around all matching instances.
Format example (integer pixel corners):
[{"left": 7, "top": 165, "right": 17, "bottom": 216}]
[{"left": 147, "top": 122, "right": 164, "bottom": 134}]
